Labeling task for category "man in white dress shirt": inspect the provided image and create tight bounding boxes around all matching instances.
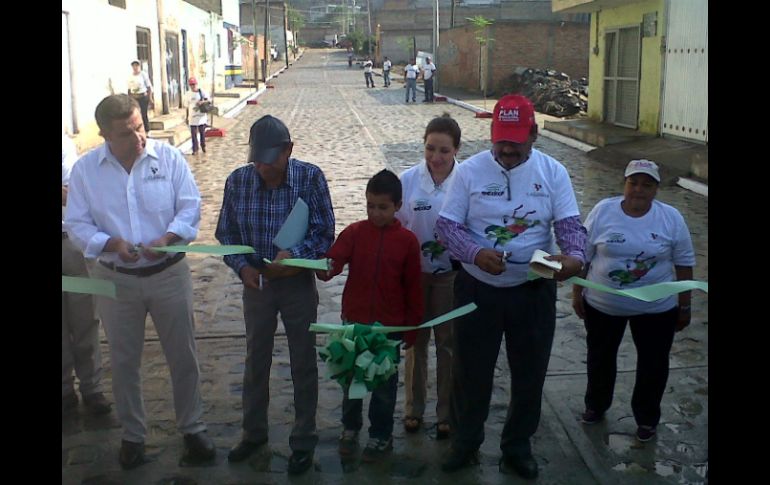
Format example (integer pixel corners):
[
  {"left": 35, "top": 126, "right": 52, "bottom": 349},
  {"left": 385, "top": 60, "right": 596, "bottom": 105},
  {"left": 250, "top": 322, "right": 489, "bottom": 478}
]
[{"left": 65, "top": 94, "right": 215, "bottom": 470}]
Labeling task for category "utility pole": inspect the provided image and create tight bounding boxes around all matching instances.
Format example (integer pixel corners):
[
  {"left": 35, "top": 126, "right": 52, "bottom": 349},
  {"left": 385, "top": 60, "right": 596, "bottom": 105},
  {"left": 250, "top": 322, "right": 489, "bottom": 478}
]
[
  {"left": 433, "top": 0, "right": 439, "bottom": 93},
  {"left": 450, "top": 0, "right": 455, "bottom": 28},
  {"left": 252, "top": 0, "right": 259, "bottom": 91},
  {"left": 263, "top": 0, "right": 270, "bottom": 82},
  {"left": 366, "top": 0, "right": 372, "bottom": 58},
  {"left": 283, "top": 2, "right": 289, "bottom": 69},
  {"left": 156, "top": 0, "right": 170, "bottom": 114}
]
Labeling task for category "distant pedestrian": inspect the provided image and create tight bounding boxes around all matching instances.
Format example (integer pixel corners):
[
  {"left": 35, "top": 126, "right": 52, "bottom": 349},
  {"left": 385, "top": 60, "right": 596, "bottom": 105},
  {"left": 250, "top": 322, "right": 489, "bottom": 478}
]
[
  {"left": 317, "top": 169, "right": 424, "bottom": 464},
  {"left": 186, "top": 77, "right": 208, "bottom": 155},
  {"left": 127, "top": 60, "right": 153, "bottom": 132},
  {"left": 422, "top": 57, "right": 437, "bottom": 102},
  {"left": 404, "top": 59, "right": 419, "bottom": 103},
  {"left": 396, "top": 114, "right": 462, "bottom": 441},
  {"left": 65, "top": 94, "right": 215, "bottom": 470},
  {"left": 347, "top": 47, "right": 354, "bottom": 68},
  {"left": 62, "top": 132, "right": 111, "bottom": 418},
  {"left": 363, "top": 56, "right": 375, "bottom": 88},
  {"left": 573, "top": 159, "right": 696, "bottom": 443},
  {"left": 382, "top": 56, "right": 392, "bottom": 87},
  {"left": 216, "top": 115, "right": 336, "bottom": 475}
]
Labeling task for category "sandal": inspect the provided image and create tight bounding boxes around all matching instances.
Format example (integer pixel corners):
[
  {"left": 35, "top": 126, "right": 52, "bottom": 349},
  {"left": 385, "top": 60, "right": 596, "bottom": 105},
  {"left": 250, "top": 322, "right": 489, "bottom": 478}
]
[
  {"left": 404, "top": 416, "right": 422, "bottom": 433},
  {"left": 436, "top": 421, "right": 451, "bottom": 440}
]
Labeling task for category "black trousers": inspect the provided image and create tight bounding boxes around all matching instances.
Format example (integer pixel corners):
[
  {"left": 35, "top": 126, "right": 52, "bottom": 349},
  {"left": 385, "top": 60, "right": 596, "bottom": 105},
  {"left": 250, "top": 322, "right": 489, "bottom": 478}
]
[
  {"left": 450, "top": 269, "right": 556, "bottom": 457},
  {"left": 424, "top": 78, "right": 434, "bottom": 101},
  {"left": 135, "top": 94, "right": 151, "bottom": 132},
  {"left": 583, "top": 300, "right": 677, "bottom": 427}
]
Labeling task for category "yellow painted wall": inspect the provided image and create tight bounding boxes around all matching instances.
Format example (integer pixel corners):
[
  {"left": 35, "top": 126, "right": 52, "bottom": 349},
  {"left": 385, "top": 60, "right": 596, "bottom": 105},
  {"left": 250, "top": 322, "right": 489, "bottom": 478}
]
[{"left": 587, "top": 0, "right": 665, "bottom": 134}]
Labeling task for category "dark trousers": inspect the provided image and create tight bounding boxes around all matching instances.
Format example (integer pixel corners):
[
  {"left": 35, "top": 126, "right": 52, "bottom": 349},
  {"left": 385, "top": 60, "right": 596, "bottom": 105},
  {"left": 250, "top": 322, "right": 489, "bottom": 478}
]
[
  {"left": 136, "top": 95, "right": 151, "bottom": 132},
  {"left": 450, "top": 269, "right": 556, "bottom": 457},
  {"left": 241, "top": 270, "right": 320, "bottom": 451},
  {"left": 190, "top": 125, "right": 206, "bottom": 153},
  {"left": 364, "top": 72, "right": 375, "bottom": 87},
  {"left": 583, "top": 300, "right": 677, "bottom": 427},
  {"left": 342, "top": 365, "right": 398, "bottom": 440},
  {"left": 383, "top": 70, "right": 391, "bottom": 86},
  {"left": 424, "top": 78, "right": 434, "bottom": 101}
]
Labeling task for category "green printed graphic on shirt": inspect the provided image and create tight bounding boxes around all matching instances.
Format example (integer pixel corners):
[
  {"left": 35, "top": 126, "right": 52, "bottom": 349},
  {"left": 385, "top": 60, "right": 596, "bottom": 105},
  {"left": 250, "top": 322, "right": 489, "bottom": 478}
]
[
  {"left": 608, "top": 251, "right": 658, "bottom": 286},
  {"left": 485, "top": 205, "right": 541, "bottom": 247}
]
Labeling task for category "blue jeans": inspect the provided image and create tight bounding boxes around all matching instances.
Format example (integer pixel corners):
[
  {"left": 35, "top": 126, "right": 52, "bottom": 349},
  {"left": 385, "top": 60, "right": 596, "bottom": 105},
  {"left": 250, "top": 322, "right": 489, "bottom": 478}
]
[
  {"left": 383, "top": 70, "right": 391, "bottom": 86},
  {"left": 342, "top": 368, "right": 398, "bottom": 440},
  {"left": 364, "top": 72, "right": 374, "bottom": 87},
  {"left": 405, "top": 78, "right": 417, "bottom": 101},
  {"left": 424, "top": 78, "right": 434, "bottom": 101},
  {"left": 190, "top": 125, "right": 206, "bottom": 153}
]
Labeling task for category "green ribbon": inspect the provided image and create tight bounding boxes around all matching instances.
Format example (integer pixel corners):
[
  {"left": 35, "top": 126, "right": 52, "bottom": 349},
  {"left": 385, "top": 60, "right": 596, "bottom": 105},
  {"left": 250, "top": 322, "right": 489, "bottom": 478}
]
[
  {"left": 151, "top": 244, "right": 256, "bottom": 255},
  {"left": 62, "top": 276, "right": 116, "bottom": 299},
  {"left": 312, "top": 303, "right": 477, "bottom": 399},
  {"left": 262, "top": 257, "right": 331, "bottom": 271},
  {"left": 528, "top": 271, "right": 708, "bottom": 302}
]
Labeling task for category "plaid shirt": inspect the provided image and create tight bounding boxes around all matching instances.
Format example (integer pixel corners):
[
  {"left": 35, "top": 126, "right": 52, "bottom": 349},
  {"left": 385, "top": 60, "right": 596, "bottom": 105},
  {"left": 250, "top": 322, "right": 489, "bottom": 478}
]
[{"left": 215, "top": 158, "right": 335, "bottom": 276}]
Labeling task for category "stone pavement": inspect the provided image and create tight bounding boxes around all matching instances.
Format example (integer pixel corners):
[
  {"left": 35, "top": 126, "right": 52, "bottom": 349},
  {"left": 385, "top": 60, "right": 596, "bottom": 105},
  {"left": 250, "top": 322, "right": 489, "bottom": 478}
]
[{"left": 62, "top": 48, "right": 708, "bottom": 485}]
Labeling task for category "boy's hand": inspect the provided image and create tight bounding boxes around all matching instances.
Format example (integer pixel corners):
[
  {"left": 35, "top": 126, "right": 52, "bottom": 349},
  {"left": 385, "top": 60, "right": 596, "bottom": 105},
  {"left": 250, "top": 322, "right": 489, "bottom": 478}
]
[{"left": 315, "top": 269, "right": 332, "bottom": 281}]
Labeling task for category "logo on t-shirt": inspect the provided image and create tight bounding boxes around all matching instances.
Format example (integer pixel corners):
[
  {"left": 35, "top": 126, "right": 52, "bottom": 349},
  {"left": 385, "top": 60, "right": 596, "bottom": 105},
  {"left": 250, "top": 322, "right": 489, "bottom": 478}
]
[
  {"left": 481, "top": 183, "right": 506, "bottom": 197},
  {"left": 413, "top": 199, "right": 432, "bottom": 211},
  {"left": 606, "top": 233, "right": 626, "bottom": 244},
  {"left": 651, "top": 232, "right": 659, "bottom": 240},
  {"left": 527, "top": 182, "right": 548, "bottom": 198},
  {"left": 484, "top": 205, "right": 540, "bottom": 247},
  {"left": 421, "top": 233, "right": 447, "bottom": 262},
  {"left": 608, "top": 251, "right": 657, "bottom": 286}
]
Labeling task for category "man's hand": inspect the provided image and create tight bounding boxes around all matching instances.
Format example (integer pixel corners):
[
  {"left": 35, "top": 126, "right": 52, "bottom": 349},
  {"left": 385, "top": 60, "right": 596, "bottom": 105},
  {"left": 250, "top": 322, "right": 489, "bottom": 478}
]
[
  {"left": 115, "top": 239, "right": 141, "bottom": 264},
  {"left": 676, "top": 306, "right": 691, "bottom": 332},
  {"left": 143, "top": 233, "right": 179, "bottom": 261},
  {"left": 239, "top": 265, "right": 262, "bottom": 290},
  {"left": 262, "top": 250, "right": 302, "bottom": 279},
  {"left": 547, "top": 254, "right": 584, "bottom": 282},
  {"left": 474, "top": 248, "right": 506, "bottom": 275},
  {"left": 572, "top": 288, "right": 586, "bottom": 320},
  {"left": 62, "top": 186, "right": 68, "bottom": 206}
]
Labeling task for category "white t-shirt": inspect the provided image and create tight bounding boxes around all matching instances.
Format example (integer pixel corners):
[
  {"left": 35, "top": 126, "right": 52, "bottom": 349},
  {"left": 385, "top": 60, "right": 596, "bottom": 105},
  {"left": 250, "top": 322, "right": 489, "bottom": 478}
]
[
  {"left": 582, "top": 196, "right": 695, "bottom": 316},
  {"left": 440, "top": 148, "right": 580, "bottom": 287},
  {"left": 405, "top": 64, "right": 420, "bottom": 79},
  {"left": 363, "top": 60, "right": 373, "bottom": 73},
  {"left": 128, "top": 71, "right": 152, "bottom": 95},
  {"left": 383, "top": 60, "right": 391, "bottom": 71},
  {"left": 396, "top": 160, "right": 458, "bottom": 274},
  {"left": 187, "top": 89, "right": 209, "bottom": 126},
  {"left": 422, "top": 62, "right": 436, "bottom": 80}
]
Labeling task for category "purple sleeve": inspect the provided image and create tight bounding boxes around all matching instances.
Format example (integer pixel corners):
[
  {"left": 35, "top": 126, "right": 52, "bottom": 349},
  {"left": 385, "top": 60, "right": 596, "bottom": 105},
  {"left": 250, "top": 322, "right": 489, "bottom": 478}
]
[
  {"left": 553, "top": 215, "right": 587, "bottom": 263},
  {"left": 435, "top": 216, "right": 483, "bottom": 265}
]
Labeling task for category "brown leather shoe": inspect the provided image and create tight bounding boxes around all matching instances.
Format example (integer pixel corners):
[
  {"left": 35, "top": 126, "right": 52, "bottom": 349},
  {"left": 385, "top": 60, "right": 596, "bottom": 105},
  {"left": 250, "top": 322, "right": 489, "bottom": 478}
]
[
  {"left": 83, "top": 392, "right": 111, "bottom": 415},
  {"left": 119, "top": 440, "right": 146, "bottom": 470},
  {"left": 182, "top": 431, "right": 216, "bottom": 464}
]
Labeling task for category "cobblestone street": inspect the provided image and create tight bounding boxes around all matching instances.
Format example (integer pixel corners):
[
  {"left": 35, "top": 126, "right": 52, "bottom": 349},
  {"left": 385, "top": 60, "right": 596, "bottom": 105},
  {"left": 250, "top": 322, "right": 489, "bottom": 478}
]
[{"left": 62, "top": 49, "right": 708, "bottom": 485}]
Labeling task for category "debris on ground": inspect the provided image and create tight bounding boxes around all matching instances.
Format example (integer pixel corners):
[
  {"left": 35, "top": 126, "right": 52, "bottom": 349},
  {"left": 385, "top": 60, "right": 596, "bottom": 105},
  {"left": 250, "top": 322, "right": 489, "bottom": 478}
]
[{"left": 500, "top": 67, "right": 588, "bottom": 117}]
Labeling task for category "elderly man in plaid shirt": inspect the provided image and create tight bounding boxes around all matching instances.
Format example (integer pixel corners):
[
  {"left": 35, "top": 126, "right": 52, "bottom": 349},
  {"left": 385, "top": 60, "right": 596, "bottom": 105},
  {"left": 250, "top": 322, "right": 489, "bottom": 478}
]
[{"left": 215, "top": 115, "right": 335, "bottom": 475}]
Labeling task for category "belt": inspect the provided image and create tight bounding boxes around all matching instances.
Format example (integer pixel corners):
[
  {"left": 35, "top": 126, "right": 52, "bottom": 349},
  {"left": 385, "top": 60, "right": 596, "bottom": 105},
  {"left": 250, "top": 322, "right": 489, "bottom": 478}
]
[{"left": 99, "top": 252, "right": 185, "bottom": 277}]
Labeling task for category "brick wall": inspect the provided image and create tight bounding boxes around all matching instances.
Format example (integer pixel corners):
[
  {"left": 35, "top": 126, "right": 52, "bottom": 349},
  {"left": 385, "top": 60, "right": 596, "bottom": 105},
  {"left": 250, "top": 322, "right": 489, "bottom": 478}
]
[{"left": 438, "top": 20, "right": 589, "bottom": 94}]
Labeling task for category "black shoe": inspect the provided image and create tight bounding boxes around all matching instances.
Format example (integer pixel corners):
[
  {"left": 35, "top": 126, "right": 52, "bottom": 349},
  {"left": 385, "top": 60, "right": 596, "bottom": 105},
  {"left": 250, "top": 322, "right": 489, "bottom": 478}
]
[
  {"left": 62, "top": 393, "right": 78, "bottom": 414},
  {"left": 228, "top": 438, "right": 267, "bottom": 462},
  {"left": 182, "top": 431, "right": 216, "bottom": 464},
  {"left": 581, "top": 408, "right": 604, "bottom": 424},
  {"left": 119, "top": 440, "right": 146, "bottom": 470},
  {"left": 287, "top": 449, "right": 314, "bottom": 475},
  {"left": 201, "top": 146, "right": 206, "bottom": 153},
  {"left": 83, "top": 392, "right": 111, "bottom": 415},
  {"left": 636, "top": 425, "right": 657, "bottom": 442},
  {"left": 441, "top": 447, "right": 478, "bottom": 472},
  {"left": 500, "top": 453, "right": 538, "bottom": 479}
]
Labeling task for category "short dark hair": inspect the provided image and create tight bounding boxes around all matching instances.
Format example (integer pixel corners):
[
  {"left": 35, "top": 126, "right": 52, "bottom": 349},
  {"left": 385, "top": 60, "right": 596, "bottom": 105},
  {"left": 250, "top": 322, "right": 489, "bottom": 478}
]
[
  {"left": 424, "top": 113, "right": 462, "bottom": 149},
  {"left": 366, "top": 169, "right": 402, "bottom": 205},
  {"left": 95, "top": 94, "right": 140, "bottom": 132}
]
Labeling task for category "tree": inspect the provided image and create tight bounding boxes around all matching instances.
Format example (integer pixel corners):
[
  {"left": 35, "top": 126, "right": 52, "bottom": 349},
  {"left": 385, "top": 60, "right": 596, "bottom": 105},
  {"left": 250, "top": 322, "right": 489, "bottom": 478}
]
[
  {"left": 467, "top": 15, "right": 494, "bottom": 108},
  {"left": 287, "top": 5, "right": 305, "bottom": 48}
]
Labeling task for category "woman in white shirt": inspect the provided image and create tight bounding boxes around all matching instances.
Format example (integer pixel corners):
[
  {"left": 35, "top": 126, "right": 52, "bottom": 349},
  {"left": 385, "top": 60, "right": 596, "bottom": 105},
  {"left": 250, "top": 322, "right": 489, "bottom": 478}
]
[
  {"left": 186, "top": 77, "right": 209, "bottom": 155},
  {"left": 127, "top": 60, "right": 153, "bottom": 132},
  {"left": 572, "top": 159, "right": 696, "bottom": 443},
  {"left": 396, "top": 114, "right": 462, "bottom": 440}
]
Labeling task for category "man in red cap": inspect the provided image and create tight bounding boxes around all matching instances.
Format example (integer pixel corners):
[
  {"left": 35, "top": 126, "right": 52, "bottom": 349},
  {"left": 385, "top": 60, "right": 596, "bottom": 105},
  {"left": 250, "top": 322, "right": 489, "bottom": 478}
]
[{"left": 435, "top": 94, "right": 587, "bottom": 479}]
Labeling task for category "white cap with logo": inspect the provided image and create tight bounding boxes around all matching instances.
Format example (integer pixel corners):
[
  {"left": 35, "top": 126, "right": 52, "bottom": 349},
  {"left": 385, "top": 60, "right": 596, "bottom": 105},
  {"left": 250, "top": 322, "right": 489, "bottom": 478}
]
[{"left": 624, "top": 159, "right": 660, "bottom": 182}]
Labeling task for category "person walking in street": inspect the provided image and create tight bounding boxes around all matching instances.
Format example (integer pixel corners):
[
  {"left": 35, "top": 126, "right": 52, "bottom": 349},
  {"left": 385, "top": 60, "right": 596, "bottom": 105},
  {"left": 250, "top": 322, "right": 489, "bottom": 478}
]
[
  {"left": 436, "top": 94, "right": 587, "bottom": 479},
  {"left": 421, "top": 57, "right": 437, "bottom": 103},
  {"left": 396, "top": 114, "right": 461, "bottom": 441},
  {"left": 127, "top": 60, "right": 153, "bottom": 132},
  {"left": 62, "top": 132, "right": 111, "bottom": 418},
  {"left": 215, "top": 114, "right": 336, "bottom": 475},
  {"left": 64, "top": 94, "right": 215, "bottom": 470},
  {"left": 363, "top": 56, "right": 375, "bottom": 88},
  {"left": 185, "top": 77, "right": 208, "bottom": 155},
  {"left": 572, "top": 159, "right": 696, "bottom": 443},
  {"left": 382, "top": 56, "right": 392, "bottom": 87},
  {"left": 347, "top": 47, "right": 354, "bottom": 68},
  {"left": 404, "top": 59, "right": 419, "bottom": 103},
  {"left": 317, "top": 169, "right": 424, "bottom": 464}
]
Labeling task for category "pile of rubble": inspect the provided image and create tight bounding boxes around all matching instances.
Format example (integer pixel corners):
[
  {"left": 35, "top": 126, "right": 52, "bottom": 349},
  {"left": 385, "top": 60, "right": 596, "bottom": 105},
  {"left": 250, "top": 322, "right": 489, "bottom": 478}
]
[{"left": 501, "top": 67, "right": 588, "bottom": 117}]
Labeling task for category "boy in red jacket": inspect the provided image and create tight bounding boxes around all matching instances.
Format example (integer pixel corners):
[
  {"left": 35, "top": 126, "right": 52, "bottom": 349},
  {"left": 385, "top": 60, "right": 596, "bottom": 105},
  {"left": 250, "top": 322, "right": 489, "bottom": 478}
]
[{"left": 318, "top": 169, "right": 424, "bottom": 462}]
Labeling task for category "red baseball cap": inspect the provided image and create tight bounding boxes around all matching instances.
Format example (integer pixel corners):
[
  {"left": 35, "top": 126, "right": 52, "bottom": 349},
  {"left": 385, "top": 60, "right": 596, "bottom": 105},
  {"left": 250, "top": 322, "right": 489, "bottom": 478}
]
[
  {"left": 188, "top": 77, "right": 197, "bottom": 85},
  {"left": 491, "top": 94, "right": 536, "bottom": 144}
]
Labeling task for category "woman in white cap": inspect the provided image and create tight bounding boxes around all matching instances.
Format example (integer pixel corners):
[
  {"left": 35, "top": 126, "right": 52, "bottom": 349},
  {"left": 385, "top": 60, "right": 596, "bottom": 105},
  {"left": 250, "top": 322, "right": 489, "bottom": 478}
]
[
  {"left": 127, "top": 60, "right": 153, "bottom": 132},
  {"left": 572, "top": 159, "right": 696, "bottom": 443},
  {"left": 185, "top": 77, "right": 208, "bottom": 155}
]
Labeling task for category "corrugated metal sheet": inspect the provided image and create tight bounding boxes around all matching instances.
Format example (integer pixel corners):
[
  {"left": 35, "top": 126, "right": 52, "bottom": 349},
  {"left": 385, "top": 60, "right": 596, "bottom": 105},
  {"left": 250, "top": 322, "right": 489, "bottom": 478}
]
[{"left": 661, "top": 0, "right": 708, "bottom": 142}]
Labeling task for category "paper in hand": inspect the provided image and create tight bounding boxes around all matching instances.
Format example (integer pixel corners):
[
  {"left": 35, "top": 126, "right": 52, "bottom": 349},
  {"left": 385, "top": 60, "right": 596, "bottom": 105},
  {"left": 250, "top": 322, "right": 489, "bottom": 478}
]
[
  {"left": 529, "top": 249, "right": 563, "bottom": 279},
  {"left": 273, "top": 198, "right": 309, "bottom": 250}
]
